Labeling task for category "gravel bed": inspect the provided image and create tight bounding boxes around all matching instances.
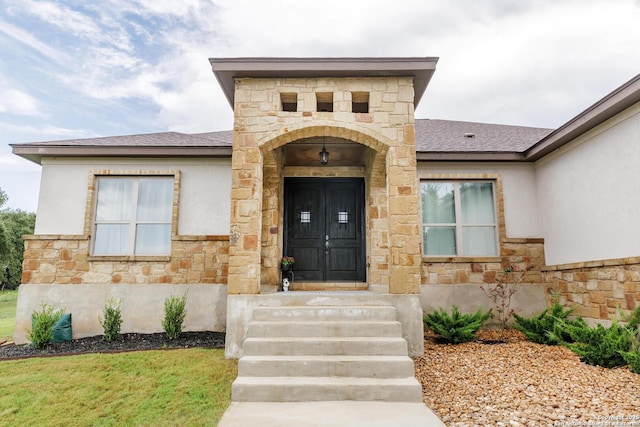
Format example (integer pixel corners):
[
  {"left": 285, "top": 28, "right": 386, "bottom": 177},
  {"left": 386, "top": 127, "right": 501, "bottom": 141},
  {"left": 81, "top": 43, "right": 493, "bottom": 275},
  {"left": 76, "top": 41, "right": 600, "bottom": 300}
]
[
  {"left": 415, "top": 329, "right": 640, "bottom": 426},
  {"left": 0, "top": 331, "right": 225, "bottom": 360}
]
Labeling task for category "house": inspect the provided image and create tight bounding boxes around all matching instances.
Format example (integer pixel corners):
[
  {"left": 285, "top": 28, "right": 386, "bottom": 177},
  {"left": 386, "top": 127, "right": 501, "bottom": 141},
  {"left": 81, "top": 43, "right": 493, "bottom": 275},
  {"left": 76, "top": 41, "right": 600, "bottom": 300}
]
[{"left": 10, "top": 57, "right": 640, "bottom": 358}]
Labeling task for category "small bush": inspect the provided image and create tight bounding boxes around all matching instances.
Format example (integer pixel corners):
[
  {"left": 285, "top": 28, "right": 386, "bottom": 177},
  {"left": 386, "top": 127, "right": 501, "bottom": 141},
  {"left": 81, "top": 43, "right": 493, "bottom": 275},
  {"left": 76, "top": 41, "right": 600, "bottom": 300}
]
[
  {"left": 162, "top": 292, "right": 187, "bottom": 340},
  {"left": 424, "top": 306, "right": 492, "bottom": 344},
  {"left": 560, "top": 307, "right": 640, "bottom": 368},
  {"left": 620, "top": 343, "right": 640, "bottom": 374},
  {"left": 28, "top": 303, "right": 64, "bottom": 349},
  {"left": 513, "top": 300, "right": 586, "bottom": 345},
  {"left": 100, "top": 298, "right": 123, "bottom": 342}
]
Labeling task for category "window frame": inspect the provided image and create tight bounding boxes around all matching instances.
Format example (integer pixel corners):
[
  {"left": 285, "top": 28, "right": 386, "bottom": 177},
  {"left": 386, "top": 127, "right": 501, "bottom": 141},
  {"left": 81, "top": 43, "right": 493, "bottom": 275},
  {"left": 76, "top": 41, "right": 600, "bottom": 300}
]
[
  {"left": 90, "top": 174, "right": 177, "bottom": 258},
  {"left": 421, "top": 179, "right": 499, "bottom": 257}
]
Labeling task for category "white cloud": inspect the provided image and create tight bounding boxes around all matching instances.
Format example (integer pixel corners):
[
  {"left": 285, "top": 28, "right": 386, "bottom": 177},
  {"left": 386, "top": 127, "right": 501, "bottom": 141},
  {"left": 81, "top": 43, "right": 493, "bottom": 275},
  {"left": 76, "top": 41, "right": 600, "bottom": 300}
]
[
  {"left": 0, "top": 87, "right": 40, "bottom": 116},
  {"left": 0, "top": 17, "right": 70, "bottom": 63}
]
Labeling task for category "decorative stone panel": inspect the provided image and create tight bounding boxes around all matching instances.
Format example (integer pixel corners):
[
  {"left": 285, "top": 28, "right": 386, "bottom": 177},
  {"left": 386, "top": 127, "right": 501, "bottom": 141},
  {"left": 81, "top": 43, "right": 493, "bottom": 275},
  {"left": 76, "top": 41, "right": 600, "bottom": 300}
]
[{"left": 22, "top": 235, "right": 229, "bottom": 285}]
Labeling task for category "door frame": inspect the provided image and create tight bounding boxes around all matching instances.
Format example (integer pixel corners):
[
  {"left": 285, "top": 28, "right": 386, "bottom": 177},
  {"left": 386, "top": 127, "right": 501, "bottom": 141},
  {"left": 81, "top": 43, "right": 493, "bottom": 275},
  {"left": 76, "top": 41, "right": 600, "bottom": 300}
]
[{"left": 283, "top": 177, "right": 366, "bottom": 282}]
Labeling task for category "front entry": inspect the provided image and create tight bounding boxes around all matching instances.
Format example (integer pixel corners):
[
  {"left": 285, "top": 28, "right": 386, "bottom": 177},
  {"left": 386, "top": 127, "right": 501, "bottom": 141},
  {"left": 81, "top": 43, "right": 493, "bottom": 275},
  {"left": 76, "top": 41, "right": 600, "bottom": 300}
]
[{"left": 284, "top": 178, "right": 365, "bottom": 282}]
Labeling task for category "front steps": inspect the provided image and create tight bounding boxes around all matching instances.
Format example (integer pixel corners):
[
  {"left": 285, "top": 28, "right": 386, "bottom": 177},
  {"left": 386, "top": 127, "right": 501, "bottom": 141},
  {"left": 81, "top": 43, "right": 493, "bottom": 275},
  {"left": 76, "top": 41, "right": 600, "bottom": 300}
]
[{"left": 232, "top": 301, "right": 424, "bottom": 403}]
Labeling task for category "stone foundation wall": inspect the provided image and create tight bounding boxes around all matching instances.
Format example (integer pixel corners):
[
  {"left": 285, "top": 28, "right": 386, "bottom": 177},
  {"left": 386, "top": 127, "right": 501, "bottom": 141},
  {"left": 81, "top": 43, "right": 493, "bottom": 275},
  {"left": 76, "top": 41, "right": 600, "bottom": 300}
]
[
  {"left": 542, "top": 257, "right": 640, "bottom": 321},
  {"left": 21, "top": 235, "right": 229, "bottom": 285}
]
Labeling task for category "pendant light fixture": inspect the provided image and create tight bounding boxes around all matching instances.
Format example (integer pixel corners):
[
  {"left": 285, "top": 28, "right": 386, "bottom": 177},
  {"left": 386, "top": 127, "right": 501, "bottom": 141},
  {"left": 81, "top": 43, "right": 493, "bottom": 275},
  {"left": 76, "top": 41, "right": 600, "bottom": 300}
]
[{"left": 319, "top": 136, "right": 329, "bottom": 165}]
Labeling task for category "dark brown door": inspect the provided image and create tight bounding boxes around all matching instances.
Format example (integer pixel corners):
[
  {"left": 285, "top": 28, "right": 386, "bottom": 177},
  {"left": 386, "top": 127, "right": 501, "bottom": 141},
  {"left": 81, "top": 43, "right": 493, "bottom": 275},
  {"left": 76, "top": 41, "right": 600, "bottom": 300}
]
[{"left": 284, "top": 178, "right": 365, "bottom": 282}]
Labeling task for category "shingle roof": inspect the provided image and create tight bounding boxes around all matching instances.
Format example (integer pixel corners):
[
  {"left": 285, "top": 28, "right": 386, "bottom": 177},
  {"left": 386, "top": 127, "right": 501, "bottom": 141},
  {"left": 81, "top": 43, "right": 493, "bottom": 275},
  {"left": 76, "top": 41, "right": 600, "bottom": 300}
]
[
  {"left": 415, "top": 119, "right": 553, "bottom": 152},
  {"left": 23, "top": 131, "right": 232, "bottom": 147},
  {"left": 15, "top": 120, "right": 551, "bottom": 151},
  {"left": 11, "top": 119, "right": 555, "bottom": 164}
]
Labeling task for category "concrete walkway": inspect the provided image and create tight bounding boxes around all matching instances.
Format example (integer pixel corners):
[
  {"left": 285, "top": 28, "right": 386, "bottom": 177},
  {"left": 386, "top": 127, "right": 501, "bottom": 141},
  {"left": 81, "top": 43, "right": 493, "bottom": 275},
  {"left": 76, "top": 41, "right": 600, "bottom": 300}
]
[{"left": 217, "top": 401, "right": 446, "bottom": 426}]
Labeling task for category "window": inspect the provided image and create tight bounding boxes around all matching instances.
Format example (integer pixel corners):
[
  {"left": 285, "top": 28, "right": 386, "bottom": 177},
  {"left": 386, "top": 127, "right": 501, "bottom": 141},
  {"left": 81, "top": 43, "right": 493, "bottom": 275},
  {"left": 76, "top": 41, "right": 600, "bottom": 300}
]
[
  {"left": 316, "top": 92, "right": 333, "bottom": 112},
  {"left": 421, "top": 181, "right": 497, "bottom": 256},
  {"left": 280, "top": 92, "right": 298, "bottom": 112},
  {"left": 93, "top": 176, "right": 174, "bottom": 256},
  {"left": 352, "top": 92, "right": 369, "bottom": 113}
]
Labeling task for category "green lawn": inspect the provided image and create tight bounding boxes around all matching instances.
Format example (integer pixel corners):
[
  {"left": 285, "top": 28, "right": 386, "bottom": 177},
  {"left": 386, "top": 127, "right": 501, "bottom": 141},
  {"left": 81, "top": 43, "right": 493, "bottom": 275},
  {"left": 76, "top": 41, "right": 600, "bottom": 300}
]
[
  {"left": 0, "top": 290, "right": 18, "bottom": 342},
  {"left": 0, "top": 348, "right": 237, "bottom": 426}
]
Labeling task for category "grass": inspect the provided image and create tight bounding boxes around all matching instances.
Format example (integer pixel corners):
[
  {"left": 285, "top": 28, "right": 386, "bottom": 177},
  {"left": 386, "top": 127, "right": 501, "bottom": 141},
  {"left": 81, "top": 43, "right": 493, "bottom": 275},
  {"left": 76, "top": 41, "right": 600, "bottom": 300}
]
[
  {"left": 0, "top": 290, "right": 18, "bottom": 342},
  {"left": 0, "top": 348, "right": 237, "bottom": 426}
]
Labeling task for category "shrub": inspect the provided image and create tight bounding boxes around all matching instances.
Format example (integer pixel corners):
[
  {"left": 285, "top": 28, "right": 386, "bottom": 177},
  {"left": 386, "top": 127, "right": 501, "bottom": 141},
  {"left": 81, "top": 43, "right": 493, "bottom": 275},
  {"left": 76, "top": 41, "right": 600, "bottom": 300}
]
[
  {"left": 620, "top": 343, "right": 640, "bottom": 374},
  {"left": 424, "top": 306, "right": 492, "bottom": 344},
  {"left": 559, "top": 307, "right": 640, "bottom": 368},
  {"left": 513, "top": 300, "right": 586, "bottom": 345},
  {"left": 162, "top": 292, "right": 187, "bottom": 340},
  {"left": 100, "top": 298, "right": 123, "bottom": 342},
  {"left": 28, "top": 303, "right": 64, "bottom": 349},
  {"left": 481, "top": 264, "right": 533, "bottom": 339}
]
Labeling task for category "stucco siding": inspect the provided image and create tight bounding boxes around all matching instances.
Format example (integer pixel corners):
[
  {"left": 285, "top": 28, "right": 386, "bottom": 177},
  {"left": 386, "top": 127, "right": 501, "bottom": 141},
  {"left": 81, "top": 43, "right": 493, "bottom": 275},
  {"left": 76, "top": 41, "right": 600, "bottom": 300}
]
[
  {"left": 34, "top": 157, "right": 231, "bottom": 236},
  {"left": 417, "top": 162, "right": 541, "bottom": 238},
  {"left": 535, "top": 103, "right": 640, "bottom": 266}
]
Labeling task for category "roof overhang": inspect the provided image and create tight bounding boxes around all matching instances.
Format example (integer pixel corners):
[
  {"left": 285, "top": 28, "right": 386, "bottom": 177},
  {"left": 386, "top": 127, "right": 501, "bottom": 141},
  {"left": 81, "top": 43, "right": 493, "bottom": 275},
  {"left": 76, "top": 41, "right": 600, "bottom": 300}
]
[
  {"left": 10, "top": 145, "right": 232, "bottom": 165},
  {"left": 209, "top": 57, "right": 438, "bottom": 108},
  {"left": 416, "top": 151, "right": 526, "bottom": 162},
  {"left": 525, "top": 74, "right": 640, "bottom": 161}
]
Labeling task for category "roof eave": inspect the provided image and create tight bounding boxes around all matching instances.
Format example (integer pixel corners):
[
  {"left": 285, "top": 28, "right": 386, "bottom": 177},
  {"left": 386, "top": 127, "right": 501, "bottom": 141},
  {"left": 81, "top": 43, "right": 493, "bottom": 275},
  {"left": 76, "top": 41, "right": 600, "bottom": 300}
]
[
  {"left": 416, "top": 151, "right": 527, "bottom": 162},
  {"left": 525, "top": 74, "right": 640, "bottom": 161},
  {"left": 10, "top": 145, "right": 233, "bottom": 165},
  {"left": 209, "top": 57, "right": 438, "bottom": 108}
]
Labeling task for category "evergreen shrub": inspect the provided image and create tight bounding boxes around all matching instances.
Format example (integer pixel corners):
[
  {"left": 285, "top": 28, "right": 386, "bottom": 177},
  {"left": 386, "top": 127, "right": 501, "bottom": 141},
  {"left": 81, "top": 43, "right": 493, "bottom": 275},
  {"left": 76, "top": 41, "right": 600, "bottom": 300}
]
[
  {"left": 100, "top": 298, "right": 123, "bottom": 342},
  {"left": 28, "top": 303, "right": 64, "bottom": 349},
  {"left": 558, "top": 307, "right": 640, "bottom": 368},
  {"left": 620, "top": 343, "right": 640, "bottom": 374},
  {"left": 423, "top": 306, "right": 492, "bottom": 344},
  {"left": 513, "top": 300, "right": 586, "bottom": 345},
  {"left": 163, "top": 293, "right": 187, "bottom": 340}
]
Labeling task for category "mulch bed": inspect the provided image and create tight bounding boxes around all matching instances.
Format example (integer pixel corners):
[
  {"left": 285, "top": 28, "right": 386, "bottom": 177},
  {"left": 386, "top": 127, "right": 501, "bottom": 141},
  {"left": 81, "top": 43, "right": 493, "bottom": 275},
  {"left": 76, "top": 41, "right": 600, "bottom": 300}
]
[
  {"left": 415, "top": 329, "right": 640, "bottom": 426},
  {"left": 0, "top": 331, "right": 225, "bottom": 360}
]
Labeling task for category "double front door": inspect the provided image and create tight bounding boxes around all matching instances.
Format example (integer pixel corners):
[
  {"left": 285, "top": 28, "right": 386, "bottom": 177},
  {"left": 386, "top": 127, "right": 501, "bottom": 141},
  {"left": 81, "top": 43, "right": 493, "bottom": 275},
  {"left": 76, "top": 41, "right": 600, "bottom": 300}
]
[{"left": 284, "top": 178, "right": 365, "bottom": 282}]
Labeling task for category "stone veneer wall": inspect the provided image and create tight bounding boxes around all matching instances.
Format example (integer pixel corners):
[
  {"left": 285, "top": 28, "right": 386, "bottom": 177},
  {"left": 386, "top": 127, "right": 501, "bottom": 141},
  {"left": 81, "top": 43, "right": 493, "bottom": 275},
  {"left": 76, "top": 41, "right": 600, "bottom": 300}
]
[
  {"left": 542, "top": 257, "right": 640, "bottom": 321},
  {"left": 229, "top": 76, "right": 422, "bottom": 295},
  {"left": 21, "top": 235, "right": 229, "bottom": 285},
  {"left": 421, "top": 238, "right": 546, "bottom": 287}
]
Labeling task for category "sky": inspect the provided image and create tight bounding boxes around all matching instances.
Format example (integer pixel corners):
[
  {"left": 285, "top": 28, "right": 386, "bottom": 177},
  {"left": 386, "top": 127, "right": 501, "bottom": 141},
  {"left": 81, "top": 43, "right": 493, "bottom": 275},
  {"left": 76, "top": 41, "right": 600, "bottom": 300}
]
[{"left": 1, "top": 0, "right": 639, "bottom": 212}]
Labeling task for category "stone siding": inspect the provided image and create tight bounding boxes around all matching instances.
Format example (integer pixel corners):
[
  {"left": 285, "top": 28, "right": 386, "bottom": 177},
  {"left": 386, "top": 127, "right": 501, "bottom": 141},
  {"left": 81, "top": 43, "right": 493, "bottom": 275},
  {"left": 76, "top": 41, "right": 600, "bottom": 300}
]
[
  {"left": 21, "top": 235, "right": 229, "bottom": 285},
  {"left": 542, "top": 257, "right": 640, "bottom": 320},
  {"left": 421, "top": 238, "right": 545, "bottom": 287},
  {"left": 229, "top": 76, "right": 422, "bottom": 295}
]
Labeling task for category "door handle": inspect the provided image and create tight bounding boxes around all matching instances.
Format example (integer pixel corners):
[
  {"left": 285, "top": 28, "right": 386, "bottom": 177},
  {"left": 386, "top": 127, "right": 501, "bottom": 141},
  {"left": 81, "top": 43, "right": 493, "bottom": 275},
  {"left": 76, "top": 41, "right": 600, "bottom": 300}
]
[{"left": 325, "top": 235, "right": 329, "bottom": 253}]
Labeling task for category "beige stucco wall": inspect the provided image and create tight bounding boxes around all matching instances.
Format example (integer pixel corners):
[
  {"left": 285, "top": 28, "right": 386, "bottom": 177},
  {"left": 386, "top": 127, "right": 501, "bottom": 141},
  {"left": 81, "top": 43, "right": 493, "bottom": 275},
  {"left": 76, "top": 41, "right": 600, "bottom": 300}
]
[
  {"left": 14, "top": 283, "right": 226, "bottom": 344},
  {"left": 35, "top": 157, "right": 231, "bottom": 236},
  {"left": 535, "top": 103, "right": 640, "bottom": 266}
]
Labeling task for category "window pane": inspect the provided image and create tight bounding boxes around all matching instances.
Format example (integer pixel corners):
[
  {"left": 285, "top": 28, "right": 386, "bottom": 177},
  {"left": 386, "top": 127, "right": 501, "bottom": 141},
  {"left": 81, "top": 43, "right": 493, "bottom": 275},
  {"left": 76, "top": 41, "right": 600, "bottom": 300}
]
[
  {"left": 94, "top": 224, "right": 130, "bottom": 255},
  {"left": 423, "top": 226, "right": 456, "bottom": 255},
  {"left": 137, "top": 178, "right": 173, "bottom": 222},
  {"left": 421, "top": 182, "right": 455, "bottom": 223},
  {"left": 460, "top": 183, "right": 495, "bottom": 224},
  {"left": 462, "top": 226, "right": 497, "bottom": 256},
  {"left": 96, "top": 178, "right": 132, "bottom": 221},
  {"left": 135, "top": 224, "right": 171, "bottom": 255}
]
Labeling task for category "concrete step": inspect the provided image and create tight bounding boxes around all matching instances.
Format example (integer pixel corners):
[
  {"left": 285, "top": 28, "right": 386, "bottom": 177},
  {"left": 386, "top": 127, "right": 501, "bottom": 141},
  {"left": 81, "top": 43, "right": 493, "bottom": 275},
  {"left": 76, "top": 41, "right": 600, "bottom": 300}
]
[
  {"left": 247, "top": 320, "right": 402, "bottom": 338},
  {"left": 243, "top": 336, "right": 408, "bottom": 356},
  {"left": 238, "top": 355, "right": 415, "bottom": 378},
  {"left": 251, "top": 305, "right": 397, "bottom": 322},
  {"left": 232, "top": 376, "right": 424, "bottom": 402}
]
